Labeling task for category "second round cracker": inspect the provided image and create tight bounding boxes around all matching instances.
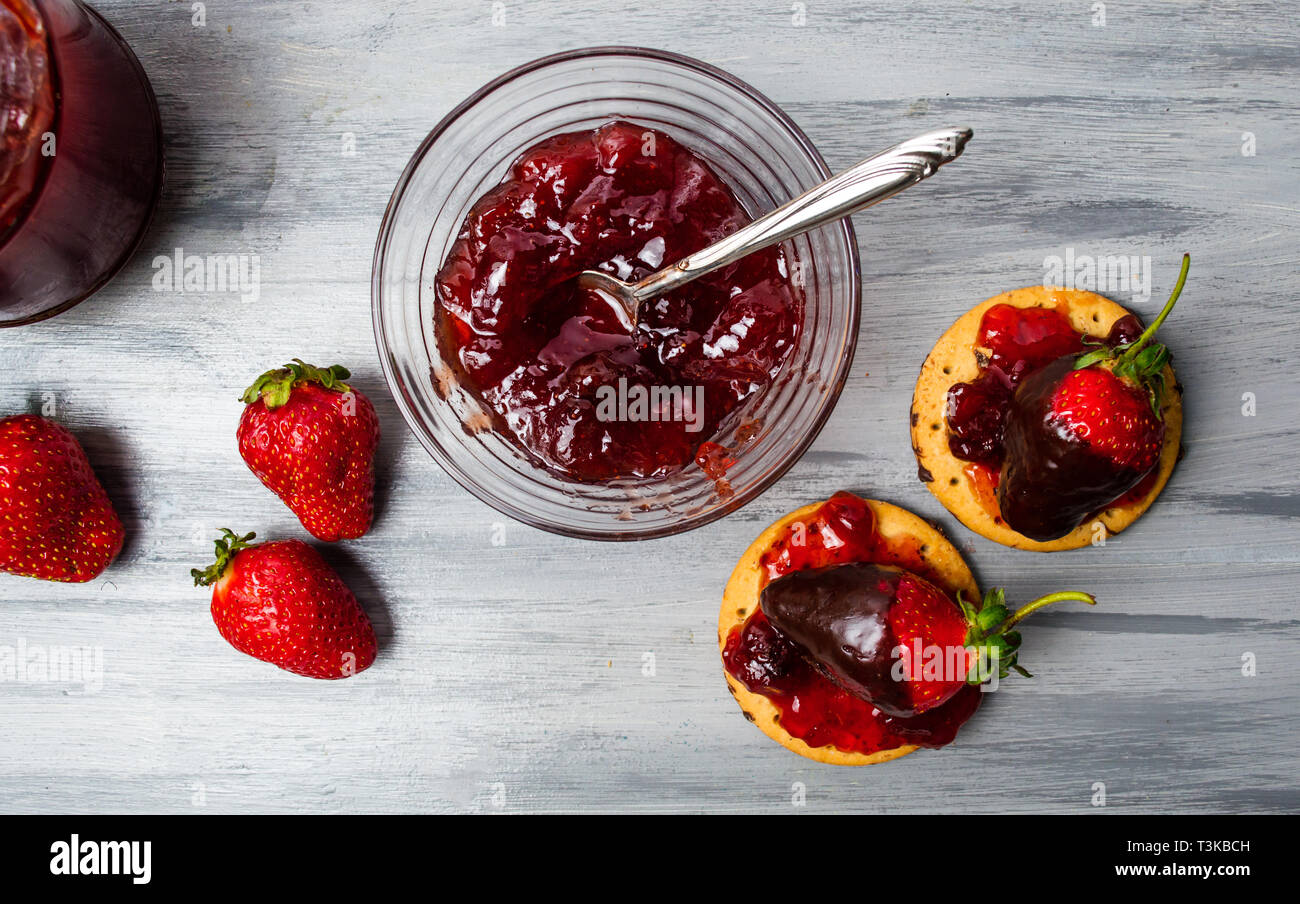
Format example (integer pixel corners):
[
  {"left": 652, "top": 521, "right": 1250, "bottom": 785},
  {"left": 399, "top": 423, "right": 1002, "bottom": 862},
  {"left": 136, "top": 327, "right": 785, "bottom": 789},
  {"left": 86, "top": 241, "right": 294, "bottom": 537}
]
[
  {"left": 718, "top": 496, "right": 980, "bottom": 766},
  {"left": 911, "top": 286, "right": 1182, "bottom": 552}
]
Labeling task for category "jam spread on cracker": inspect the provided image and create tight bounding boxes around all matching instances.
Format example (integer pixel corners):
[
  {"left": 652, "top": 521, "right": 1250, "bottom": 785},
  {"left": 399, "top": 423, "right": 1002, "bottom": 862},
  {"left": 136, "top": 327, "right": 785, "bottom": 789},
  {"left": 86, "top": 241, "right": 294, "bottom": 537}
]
[
  {"left": 943, "top": 304, "right": 1148, "bottom": 536},
  {"left": 945, "top": 304, "right": 1140, "bottom": 467},
  {"left": 722, "top": 492, "right": 981, "bottom": 754}
]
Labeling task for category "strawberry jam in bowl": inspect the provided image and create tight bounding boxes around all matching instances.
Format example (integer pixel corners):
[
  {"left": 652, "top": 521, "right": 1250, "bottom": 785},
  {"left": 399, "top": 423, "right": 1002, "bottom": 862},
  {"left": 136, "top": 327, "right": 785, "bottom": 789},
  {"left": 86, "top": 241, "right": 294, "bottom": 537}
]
[
  {"left": 373, "top": 48, "right": 861, "bottom": 539},
  {"left": 434, "top": 120, "right": 803, "bottom": 484}
]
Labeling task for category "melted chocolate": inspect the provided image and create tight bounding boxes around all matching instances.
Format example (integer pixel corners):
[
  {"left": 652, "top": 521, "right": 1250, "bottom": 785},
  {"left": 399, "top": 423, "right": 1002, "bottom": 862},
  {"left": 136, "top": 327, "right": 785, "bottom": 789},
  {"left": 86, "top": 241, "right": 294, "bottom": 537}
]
[
  {"left": 723, "top": 492, "right": 982, "bottom": 755},
  {"left": 946, "top": 309, "right": 1145, "bottom": 469},
  {"left": 998, "top": 356, "right": 1148, "bottom": 540},
  {"left": 761, "top": 563, "right": 915, "bottom": 717}
]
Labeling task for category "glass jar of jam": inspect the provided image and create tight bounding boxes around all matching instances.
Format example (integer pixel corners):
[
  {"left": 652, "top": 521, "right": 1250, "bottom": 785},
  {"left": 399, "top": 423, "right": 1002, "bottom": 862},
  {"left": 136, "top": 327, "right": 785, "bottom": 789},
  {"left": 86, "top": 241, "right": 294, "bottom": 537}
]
[{"left": 0, "top": 0, "right": 163, "bottom": 326}]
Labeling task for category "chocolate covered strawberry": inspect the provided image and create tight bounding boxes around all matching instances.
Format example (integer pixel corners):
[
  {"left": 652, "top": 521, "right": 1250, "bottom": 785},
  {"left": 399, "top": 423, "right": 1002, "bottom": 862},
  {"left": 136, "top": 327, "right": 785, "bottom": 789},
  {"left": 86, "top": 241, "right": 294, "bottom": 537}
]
[
  {"left": 0, "top": 415, "right": 124, "bottom": 583},
  {"left": 191, "top": 529, "right": 376, "bottom": 679},
  {"left": 237, "top": 360, "right": 379, "bottom": 542},
  {"left": 761, "top": 562, "right": 1094, "bottom": 717},
  {"left": 999, "top": 255, "right": 1189, "bottom": 540}
]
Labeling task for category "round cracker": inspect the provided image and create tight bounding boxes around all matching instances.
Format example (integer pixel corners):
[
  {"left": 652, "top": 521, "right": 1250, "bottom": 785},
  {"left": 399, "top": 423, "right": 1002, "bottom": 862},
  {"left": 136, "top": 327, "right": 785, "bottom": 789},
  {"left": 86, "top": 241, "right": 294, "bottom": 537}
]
[
  {"left": 718, "top": 495, "right": 980, "bottom": 765},
  {"left": 911, "top": 286, "right": 1182, "bottom": 552}
]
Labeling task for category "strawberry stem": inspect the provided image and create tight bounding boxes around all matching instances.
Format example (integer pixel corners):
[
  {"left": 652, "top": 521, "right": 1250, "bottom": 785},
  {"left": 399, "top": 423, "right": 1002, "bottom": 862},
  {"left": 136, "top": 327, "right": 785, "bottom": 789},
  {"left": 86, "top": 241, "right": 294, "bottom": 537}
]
[
  {"left": 961, "top": 588, "right": 1096, "bottom": 684},
  {"left": 1116, "top": 253, "right": 1190, "bottom": 365},
  {"left": 191, "top": 529, "right": 257, "bottom": 587},
  {"left": 1073, "top": 254, "right": 1189, "bottom": 416},
  {"left": 997, "top": 590, "right": 1097, "bottom": 632}
]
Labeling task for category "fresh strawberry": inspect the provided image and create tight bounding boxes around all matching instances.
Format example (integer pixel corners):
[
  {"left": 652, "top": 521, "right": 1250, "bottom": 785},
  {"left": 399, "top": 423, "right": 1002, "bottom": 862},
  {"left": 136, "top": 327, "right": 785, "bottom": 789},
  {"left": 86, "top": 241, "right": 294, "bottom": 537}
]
[
  {"left": 0, "top": 415, "right": 124, "bottom": 583},
  {"left": 191, "top": 529, "right": 376, "bottom": 679},
  {"left": 1048, "top": 366, "right": 1164, "bottom": 472},
  {"left": 999, "top": 254, "right": 1189, "bottom": 540},
  {"left": 761, "top": 561, "right": 1094, "bottom": 717},
  {"left": 237, "top": 360, "right": 380, "bottom": 542}
]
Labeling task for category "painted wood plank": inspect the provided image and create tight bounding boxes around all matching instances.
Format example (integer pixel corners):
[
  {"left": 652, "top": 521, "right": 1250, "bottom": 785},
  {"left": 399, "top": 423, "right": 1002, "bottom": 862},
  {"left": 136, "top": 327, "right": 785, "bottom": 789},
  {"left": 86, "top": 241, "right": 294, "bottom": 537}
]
[{"left": 0, "top": 0, "right": 1296, "bottom": 813}]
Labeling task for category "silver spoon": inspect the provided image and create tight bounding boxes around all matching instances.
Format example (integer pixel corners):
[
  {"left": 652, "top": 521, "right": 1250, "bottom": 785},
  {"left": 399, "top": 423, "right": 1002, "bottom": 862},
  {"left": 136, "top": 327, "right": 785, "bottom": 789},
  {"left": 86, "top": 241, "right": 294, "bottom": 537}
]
[{"left": 578, "top": 126, "right": 973, "bottom": 330}]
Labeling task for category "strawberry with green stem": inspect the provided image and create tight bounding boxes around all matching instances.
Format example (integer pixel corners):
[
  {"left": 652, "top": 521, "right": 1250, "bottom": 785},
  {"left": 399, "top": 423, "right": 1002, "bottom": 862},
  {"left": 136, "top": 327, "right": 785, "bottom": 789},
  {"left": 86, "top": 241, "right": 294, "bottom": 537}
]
[
  {"left": 192, "top": 529, "right": 376, "bottom": 679},
  {"left": 956, "top": 587, "right": 1096, "bottom": 682},
  {"left": 237, "top": 360, "right": 380, "bottom": 542},
  {"left": 761, "top": 561, "right": 1095, "bottom": 717},
  {"left": 998, "top": 254, "right": 1190, "bottom": 540},
  {"left": 1073, "top": 252, "right": 1191, "bottom": 415}
]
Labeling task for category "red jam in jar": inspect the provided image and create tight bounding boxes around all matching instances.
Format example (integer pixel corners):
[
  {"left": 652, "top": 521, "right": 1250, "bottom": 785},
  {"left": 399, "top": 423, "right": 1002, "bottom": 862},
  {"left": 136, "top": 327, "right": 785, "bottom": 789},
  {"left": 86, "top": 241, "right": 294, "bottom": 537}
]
[
  {"left": 434, "top": 121, "right": 803, "bottom": 483},
  {"left": 1, "top": 0, "right": 164, "bottom": 324},
  {"left": 0, "top": 0, "right": 55, "bottom": 240},
  {"left": 723, "top": 492, "right": 982, "bottom": 754}
]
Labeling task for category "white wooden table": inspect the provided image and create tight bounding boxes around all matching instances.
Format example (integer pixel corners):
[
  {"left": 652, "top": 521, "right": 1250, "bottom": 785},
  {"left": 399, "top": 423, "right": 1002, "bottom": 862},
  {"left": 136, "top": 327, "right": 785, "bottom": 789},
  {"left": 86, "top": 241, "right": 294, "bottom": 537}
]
[{"left": 1, "top": 0, "right": 1297, "bottom": 813}]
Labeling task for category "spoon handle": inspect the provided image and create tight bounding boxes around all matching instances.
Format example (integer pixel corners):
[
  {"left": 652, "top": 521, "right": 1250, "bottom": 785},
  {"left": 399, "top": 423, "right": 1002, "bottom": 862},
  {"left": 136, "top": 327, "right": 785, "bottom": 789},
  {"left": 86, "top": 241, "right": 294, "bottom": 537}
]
[{"left": 629, "top": 127, "right": 972, "bottom": 305}]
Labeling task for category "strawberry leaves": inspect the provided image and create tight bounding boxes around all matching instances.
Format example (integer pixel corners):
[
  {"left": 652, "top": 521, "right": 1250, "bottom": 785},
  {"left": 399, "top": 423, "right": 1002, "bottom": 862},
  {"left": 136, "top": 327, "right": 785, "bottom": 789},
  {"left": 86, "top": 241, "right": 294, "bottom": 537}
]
[
  {"left": 1116, "top": 343, "right": 1173, "bottom": 415},
  {"left": 240, "top": 359, "right": 352, "bottom": 410},
  {"left": 191, "top": 529, "right": 257, "bottom": 587},
  {"left": 959, "top": 587, "right": 1097, "bottom": 684},
  {"left": 1073, "top": 254, "right": 1190, "bottom": 416}
]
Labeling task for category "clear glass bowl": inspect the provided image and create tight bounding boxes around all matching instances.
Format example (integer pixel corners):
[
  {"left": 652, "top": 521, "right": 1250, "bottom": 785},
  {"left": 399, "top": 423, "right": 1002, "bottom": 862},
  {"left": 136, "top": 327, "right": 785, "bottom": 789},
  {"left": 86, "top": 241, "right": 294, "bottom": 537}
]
[{"left": 372, "top": 47, "right": 860, "bottom": 540}]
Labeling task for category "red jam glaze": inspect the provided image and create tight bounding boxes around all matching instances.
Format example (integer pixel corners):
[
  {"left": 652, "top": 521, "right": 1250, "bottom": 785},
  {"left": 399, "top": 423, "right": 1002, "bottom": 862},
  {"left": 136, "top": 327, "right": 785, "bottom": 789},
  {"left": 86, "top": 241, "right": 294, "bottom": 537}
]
[
  {"left": 977, "top": 303, "right": 1084, "bottom": 385},
  {"left": 434, "top": 121, "right": 803, "bottom": 483},
  {"left": 944, "top": 371, "right": 1012, "bottom": 464},
  {"left": 945, "top": 305, "right": 1144, "bottom": 501},
  {"left": 723, "top": 492, "right": 982, "bottom": 754},
  {"left": 694, "top": 441, "right": 735, "bottom": 480},
  {"left": 694, "top": 440, "right": 736, "bottom": 499},
  {"left": 0, "top": 0, "right": 55, "bottom": 240},
  {"left": 963, "top": 461, "right": 1002, "bottom": 522}
]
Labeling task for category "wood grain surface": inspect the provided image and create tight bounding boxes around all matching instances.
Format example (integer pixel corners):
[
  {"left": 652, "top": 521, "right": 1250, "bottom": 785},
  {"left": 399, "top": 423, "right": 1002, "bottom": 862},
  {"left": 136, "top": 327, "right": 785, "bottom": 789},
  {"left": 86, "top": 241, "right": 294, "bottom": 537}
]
[{"left": 1, "top": 0, "right": 1297, "bottom": 813}]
